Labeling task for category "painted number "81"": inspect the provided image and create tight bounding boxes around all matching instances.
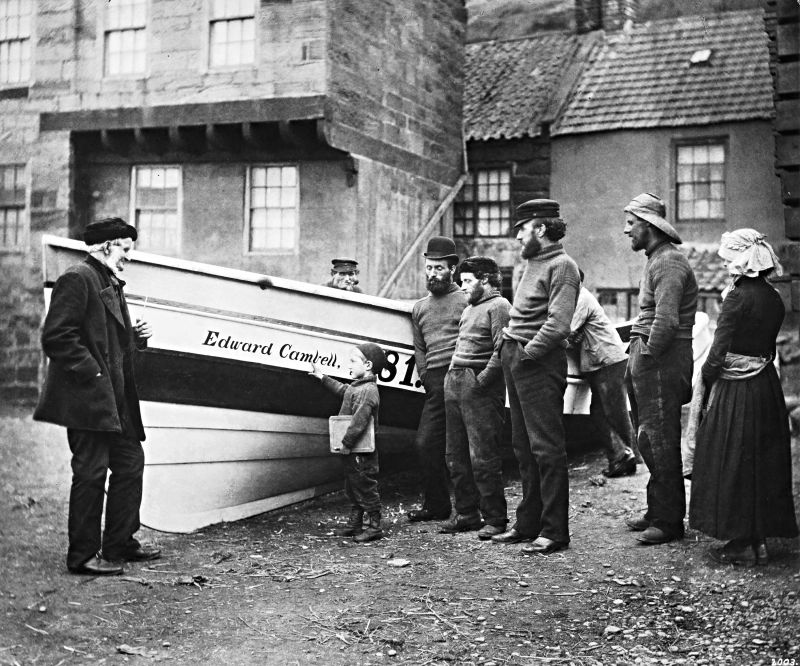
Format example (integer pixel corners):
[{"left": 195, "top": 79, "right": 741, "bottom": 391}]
[{"left": 378, "top": 350, "right": 420, "bottom": 387}]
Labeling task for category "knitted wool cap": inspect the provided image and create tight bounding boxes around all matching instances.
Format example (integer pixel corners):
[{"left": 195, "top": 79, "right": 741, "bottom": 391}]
[
  {"left": 460, "top": 255, "right": 499, "bottom": 276},
  {"left": 356, "top": 343, "right": 387, "bottom": 375},
  {"left": 84, "top": 217, "right": 138, "bottom": 245}
]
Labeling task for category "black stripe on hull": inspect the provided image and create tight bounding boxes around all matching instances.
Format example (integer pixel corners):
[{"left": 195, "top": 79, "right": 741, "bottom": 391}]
[{"left": 136, "top": 348, "right": 425, "bottom": 430}]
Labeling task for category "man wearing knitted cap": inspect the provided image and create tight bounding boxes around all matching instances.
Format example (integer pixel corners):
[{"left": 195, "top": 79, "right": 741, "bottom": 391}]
[
  {"left": 491, "top": 199, "right": 580, "bottom": 555},
  {"left": 622, "top": 193, "right": 698, "bottom": 545},
  {"left": 34, "top": 217, "right": 160, "bottom": 575},
  {"left": 440, "top": 256, "right": 511, "bottom": 539},
  {"left": 407, "top": 237, "right": 469, "bottom": 523}
]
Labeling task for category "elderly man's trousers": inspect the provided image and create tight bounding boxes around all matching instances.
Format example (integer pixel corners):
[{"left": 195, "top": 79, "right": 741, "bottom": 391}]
[
  {"left": 66, "top": 429, "right": 144, "bottom": 570},
  {"left": 502, "top": 342, "right": 570, "bottom": 543},
  {"left": 585, "top": 359, "right": 638, "bottom": 464},
  {"left": 444, "top": 367, "right": 508, "bottom": 526},
  {"left": 625, "top": 337, "right": 693, "bottom": 535},
  {"left": 414, "top": 366, "right": 452, "bottom": 515}
]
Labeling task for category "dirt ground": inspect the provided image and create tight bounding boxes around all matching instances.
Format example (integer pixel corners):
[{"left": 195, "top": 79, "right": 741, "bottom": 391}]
[{"left": 1, "top": 407, "right": 798, "bottom": 666}]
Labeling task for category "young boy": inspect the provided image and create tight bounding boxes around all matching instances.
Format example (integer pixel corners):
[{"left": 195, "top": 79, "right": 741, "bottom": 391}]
[{"left": 310, "top": 342, "right": 387, "bottom": 542}]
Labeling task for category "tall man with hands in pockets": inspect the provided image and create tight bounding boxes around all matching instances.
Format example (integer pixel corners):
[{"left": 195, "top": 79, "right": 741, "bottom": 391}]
[{"left": 35, "top": 217, "right": 161, "bottom": 575}]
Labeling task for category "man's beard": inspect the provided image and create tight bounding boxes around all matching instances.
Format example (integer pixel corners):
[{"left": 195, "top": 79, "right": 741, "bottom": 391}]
[
  {"left": 521, "top": 234, "right": 542, "bottom": 259},
  {"left": 427, "top": 272, "right": 452, "bottom": 295},
  {"left": 468, "top": 281, "right": 486, "bottom": 305}
]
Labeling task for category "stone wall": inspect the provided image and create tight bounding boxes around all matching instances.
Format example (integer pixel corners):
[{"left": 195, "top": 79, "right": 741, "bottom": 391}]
[{"left": 0, "top": 0, "right": 467, "bottom": 401}]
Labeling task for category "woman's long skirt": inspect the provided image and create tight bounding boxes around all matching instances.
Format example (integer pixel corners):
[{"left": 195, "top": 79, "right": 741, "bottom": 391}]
[{"left": 689, "top": 364, "right": 799, "bottom": 540}]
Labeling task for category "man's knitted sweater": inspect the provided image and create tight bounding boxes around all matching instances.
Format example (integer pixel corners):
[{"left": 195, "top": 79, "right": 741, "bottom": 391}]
[
  {"left": 630, "top": 241, "right": 698, "bottom": 359},
  {"left": 412, "top": 283, "right": 468, "bottom": 381},
  {"left": 504, "top": 244, "right": 580, "bottom": 361},
  {"left": 450, "top": 290, "right": 511, "bottom": 386}
]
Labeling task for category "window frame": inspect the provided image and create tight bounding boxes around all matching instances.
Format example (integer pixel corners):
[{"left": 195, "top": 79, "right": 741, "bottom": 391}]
[
  {"left": 100, "top": 0, "right": 148, "bottom": 79},
  {"left": 673, "top": 137, "right": 728, "bottom": 225},
  {"left": 129, "top": 165, "right": 183, "bottom": 254},
  {"left": 453, "top": 166, "right": 513, "bottom": 239},
  {"left": 0, "top": 162, "right": 28, "bottom": 253},
  {"left": 243, "top": 163, "right": 299, "bottom": 256},
  {"left": 0, "top": 0, "right": 33, "bottom": 87},
  {"left": 207, "top": 0, "right": 257, "bottom": 70}
]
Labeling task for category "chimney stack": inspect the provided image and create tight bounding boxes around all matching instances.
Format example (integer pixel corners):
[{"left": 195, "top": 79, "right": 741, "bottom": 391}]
[{"left": 575, "top": 0, "right": 638, "bottom": 33}]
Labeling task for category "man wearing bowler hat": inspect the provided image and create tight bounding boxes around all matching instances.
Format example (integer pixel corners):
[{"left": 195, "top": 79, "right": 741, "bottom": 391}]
[
  {"left": 622, "top": 193, "right": 697, "bottom": 545},
  {"left": 34, "top": 217, "right": 161, "bottom": 575},
  {"left": 407, "top": 237, "right": 469, "bottom": 522},
  {"left": 324, "top": 258, "right": 363, "bottom": 293},
  {"left": 491, "top": 199, "right": 580, "bottom": 555}
]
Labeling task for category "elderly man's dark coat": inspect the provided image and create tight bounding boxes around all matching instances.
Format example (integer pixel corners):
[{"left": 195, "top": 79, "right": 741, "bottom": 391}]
[{"left": 34, "top": 256, "right": 146, "bottom": 440}]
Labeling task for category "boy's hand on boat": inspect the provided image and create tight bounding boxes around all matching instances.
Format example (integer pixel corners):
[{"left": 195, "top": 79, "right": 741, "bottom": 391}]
[
  {"left": 134, "top": 319, "right": 153, "bottom": 339},
  {"left": 308, "top": 362, "right": 325, "bottom": 379}
]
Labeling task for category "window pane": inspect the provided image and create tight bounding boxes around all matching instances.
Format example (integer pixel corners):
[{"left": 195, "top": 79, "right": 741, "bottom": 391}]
[
  {"left": 675, "top": 142, "right": 725, "bottom": 222},
  {"left": 133, "top": 166, "right": 181, "bottom": 252},
  {"left": 248, "top": 165, "right": 298, "bottom": 251},
  {"left": 454, "top": 168, "right": 511, "bottom": 238}
]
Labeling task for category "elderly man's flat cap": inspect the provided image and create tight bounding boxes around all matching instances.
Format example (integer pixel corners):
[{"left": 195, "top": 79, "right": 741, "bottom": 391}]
[
  {"left": 514, "top": 199, "right": 560, "bottom": 228},
  {"left": 83, "top": 217, "right": 138, "bottom": 245}
]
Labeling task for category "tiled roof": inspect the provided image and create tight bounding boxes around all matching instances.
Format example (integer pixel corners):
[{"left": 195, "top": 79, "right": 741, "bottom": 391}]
[
  {"left": 552, "top": 10, "right": 774, "bottom": 136},
  {"left": 684, "top": 246, "right": 729, "bottom": 292},
  {"left": 464, "top": 33, "right": 587, "bottom": 141}
]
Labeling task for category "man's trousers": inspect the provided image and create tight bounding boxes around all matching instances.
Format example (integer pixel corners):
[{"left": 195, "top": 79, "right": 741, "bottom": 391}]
[
  {"left": 501, "top": 342, "right": 569, "bottom": 543},
  {"left": 444, "top": 367, "right": 507, "bottom": 526}
]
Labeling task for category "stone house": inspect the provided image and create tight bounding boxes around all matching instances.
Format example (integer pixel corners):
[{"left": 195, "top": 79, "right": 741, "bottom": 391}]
[{"left": 0, "top": 0, "right": 467, "bottom": 401}]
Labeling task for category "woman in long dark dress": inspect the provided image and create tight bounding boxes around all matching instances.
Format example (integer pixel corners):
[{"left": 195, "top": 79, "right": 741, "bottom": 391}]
[{"left": 689, "top": 229, "right": 799, "bottom": 566}]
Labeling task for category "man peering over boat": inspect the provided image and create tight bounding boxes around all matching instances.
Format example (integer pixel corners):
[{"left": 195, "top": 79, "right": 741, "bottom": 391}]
[{"left": 323, "top": 258, "right": 363, "bottom": 293}]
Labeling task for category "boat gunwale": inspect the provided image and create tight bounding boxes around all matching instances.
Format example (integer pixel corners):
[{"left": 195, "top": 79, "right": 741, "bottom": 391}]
[{"left": 41, "top": 234, "right": 416, "bottom": 315}]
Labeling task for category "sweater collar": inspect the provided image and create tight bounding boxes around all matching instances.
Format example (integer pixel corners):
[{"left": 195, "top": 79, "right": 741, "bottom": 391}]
[
  {"left": 529, "top": 243, "right": 565, "bottom": 262},
  {"left": 351, "top": 374, "right": 377, "bottom": 387},
  {"left": 645, "top": 239, "right": 673, "bottom": 258},
  {"left": 471, "top": 289, "right": 501, "bottom": 306}
]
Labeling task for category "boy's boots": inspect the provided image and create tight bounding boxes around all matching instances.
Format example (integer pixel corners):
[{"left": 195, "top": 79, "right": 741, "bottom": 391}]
[
  {"left": 353, "top": 512, "right": 383, "bottom": 543},
  {"left": 335, "top": 508, "right": 364, "bottom": 537}
]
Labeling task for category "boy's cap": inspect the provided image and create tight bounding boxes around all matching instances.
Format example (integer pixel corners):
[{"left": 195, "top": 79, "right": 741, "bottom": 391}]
[{"left": 356, "top": 343, "right": 387, "bottom": 375}]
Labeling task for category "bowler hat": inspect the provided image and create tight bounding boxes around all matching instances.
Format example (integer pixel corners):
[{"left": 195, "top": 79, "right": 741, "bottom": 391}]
[
  {"left": 624, "top": 193, "right": 682, "bottom": 244},
  {"left": 331, "top": 258, "right": 359, "bottom": 273},
  {"left": 84, "top": 217, "right": 138, "bottom": 245},
  {"left": 423, "top": 236, "right": 458, "bottom": 261},
  {"left": 514, "top": 199, "right": 561, "bottom": 228},
  {"left": 460, "top": 255, "right": 499, "bottom": 276}
]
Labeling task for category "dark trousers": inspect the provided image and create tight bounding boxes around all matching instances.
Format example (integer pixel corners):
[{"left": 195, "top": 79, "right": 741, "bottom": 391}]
[
  {"left": 342, "top": 451, "right": 380, "bottom": 513},
  {"left": 502, "top": 342, "right": 570, "bottom": 543},
  {"left": 625, "top": 336, "right": 693, "bottom": 534},
  {"left": 444, "top": 367, "right": 508, "bottom": 526},
  {"left": 414, "top": 366, "right": 452, "bottom": 515},
  {"left": 66, "top": 429, "right": 144, "bottom": 569},
  {"left": 585, "top": 359, "right": 637, "bottom": 464}
]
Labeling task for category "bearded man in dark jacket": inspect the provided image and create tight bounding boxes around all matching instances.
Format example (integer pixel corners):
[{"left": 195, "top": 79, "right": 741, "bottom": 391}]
[{"left": 34, "top": 217, "right": 161, "bottom": 575}]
